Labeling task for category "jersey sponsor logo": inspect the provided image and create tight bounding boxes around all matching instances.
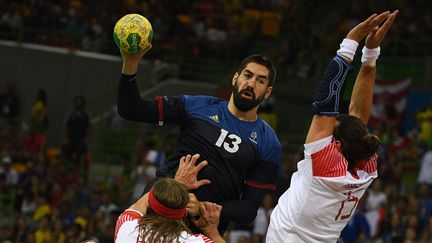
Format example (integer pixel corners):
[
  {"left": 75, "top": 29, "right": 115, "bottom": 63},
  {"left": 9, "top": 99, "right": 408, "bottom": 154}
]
[
  {"left": 209, "top": 115, "right": 220, "bottom": 123},
  {"left": 248, "top": 131, "right": 258, "bottom": 144}
]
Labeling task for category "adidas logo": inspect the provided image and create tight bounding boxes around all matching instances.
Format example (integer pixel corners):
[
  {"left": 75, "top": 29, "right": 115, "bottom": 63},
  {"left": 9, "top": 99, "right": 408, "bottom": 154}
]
[{"left": 209, "top": 115, "right": 219, "bottom": 123}]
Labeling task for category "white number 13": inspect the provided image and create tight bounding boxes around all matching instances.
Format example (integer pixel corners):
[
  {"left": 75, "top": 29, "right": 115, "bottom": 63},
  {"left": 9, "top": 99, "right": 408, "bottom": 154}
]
[{"left": 215, "top": 128, "right": 242, "bottom": 153}]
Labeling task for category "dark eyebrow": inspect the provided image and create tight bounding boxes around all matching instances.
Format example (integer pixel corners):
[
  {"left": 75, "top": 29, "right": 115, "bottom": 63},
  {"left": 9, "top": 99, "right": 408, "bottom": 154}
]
[{"left": 243, "top": 69, "right": 268, "bottom": 80}]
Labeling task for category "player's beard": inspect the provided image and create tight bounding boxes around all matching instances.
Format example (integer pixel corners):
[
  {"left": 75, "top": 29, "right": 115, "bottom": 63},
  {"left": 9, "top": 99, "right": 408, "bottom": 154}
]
[{"left": 232, "top": 81, "right": 265, "bottom": 112}]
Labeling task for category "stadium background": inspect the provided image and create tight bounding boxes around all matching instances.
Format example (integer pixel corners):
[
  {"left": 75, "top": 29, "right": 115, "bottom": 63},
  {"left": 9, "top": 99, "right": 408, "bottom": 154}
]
[{"left": 0, "top": 0, "right": 431, "bottom": 242}]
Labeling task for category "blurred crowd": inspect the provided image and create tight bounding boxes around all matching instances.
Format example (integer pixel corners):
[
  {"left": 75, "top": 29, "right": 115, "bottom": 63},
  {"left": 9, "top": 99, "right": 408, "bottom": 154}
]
[
  {"left": 1, "top": 0, "right": 432, "bottom": 72},
  {"left": 0, "top": 1, "right": 432, "bottom": 242}
]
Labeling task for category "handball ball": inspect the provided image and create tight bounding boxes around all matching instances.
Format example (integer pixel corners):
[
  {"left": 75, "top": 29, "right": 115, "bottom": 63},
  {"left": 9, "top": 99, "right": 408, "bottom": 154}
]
[{"left": 113, "top": 14, "right": 153, "bottom": 54}]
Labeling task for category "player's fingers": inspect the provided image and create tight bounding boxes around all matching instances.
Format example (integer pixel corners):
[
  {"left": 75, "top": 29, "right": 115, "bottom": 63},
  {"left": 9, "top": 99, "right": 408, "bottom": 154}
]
[
  {"left": 195, "top": 160, "right": 208, "bottom": 171},
  {"left": 215, "top": 204, "right": 222, "bottom": 214},
  {"left": 179, "top": 156, "right": 186, "bottom": 165},
  {"left": 190, "top": 154, "right": 200, "bottom": 165},
  {"left": 363, "top": 13, "right": 378, "bottom": 24},
  {"left": 143, "top": 44, "right": 152, "bottom": 53},
  {"left": 195, "top": 179, "right": 211, "bottom": 188},
  {"left": 199, "top": 202, "right": 208, "bottom": 215},
  {"left": 184, "top": 154, "right": 192, "bottom": 165},
  {"left": 207, "top": 203, "right": 220, "bottom": 217},
  {"left": 188, "top": 193, "right": 197, "bottom": 201},
  {"left": 186, "top": 202, "right": 196, "bottom": 210},
  {"left": 376, "top": 10, "right": 398, "bottom": 38},
  {"left": 370, "top": 11, "right": 390, "bottom": 27}
]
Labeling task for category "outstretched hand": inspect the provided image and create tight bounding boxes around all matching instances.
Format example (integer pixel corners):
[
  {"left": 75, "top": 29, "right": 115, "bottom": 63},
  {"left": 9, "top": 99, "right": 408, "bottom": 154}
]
[
  {"left": 174, "top": 154, "right": 211, "bottom": 190},
  {"left": 365, "top": 10, "right": 398, "bottom": 48},
  {"left": 346, "top": 11, "right": 390, "bottom": 43}
]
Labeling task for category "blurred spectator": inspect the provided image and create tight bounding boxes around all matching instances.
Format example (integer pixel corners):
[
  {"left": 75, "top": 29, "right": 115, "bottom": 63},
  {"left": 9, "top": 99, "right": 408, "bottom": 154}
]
[
  {"left": 416, "top": 101, "right": 432, "bottom": 144},
  {"left": 32, "top": 195, "right": 51, "bottom": 222},
  {"left": 0, "top": 224, "right": 13, "bottom": 243},
  {"left": 422, "top": 217, "right": 432, "bottom": 242},
  {"left": 418, "top": 149, "right": 432, "bottom": 185},
  {"left": 366, "top": 179, "right": 387, "bottom": 211},
  {"left": 0, "top": 79, "right": 20, "bottom": 123},
  {"left": 63, "top": 95, "right": 90, "bottom": 163},
  {"left": 65, "top": 223, "right": 84, "bottom": 243},
  {"left": 97, "top": 191, "right": 118, "bottom": 225},
  {"left": 0, "top": 155, "right": 18, "bottom": 186},
  {"left": 29, "top": 89, "right": 49, "bottom": 133},
  {"left": 131, "top": 157, "right": 157, "bottom": 201},
  {"left": 20, "top": 191, "right": 37, "bottom": 216},
  {"left": 12, "top": 217, "right": 29, "bottom": 243},
  {"left": 49, "top": 182, "right": 64, "bottom": 207},
  {"left": 51, "top": 218, "right": 66, "bottom": 243},
  {"left": 0, "top": 120, "right": 23, "bottom": 157},
  {"left": 252, "top": 193, "right": 274, "bottom": 243},
  {"left": 365, "top": 179, "right": 387, "bottom": 237},
  {"left": 382, "top": 212, "right": 406, "bottom": 242},
  {"left": 418, "top": 183, "right": 432, "bottom": 229},
  {"left": 34, "top": 215, "right": 52, "bottom": 243},
  {"left": 404, "top": 227, "right": 417, "bottom": 243},
  {"left": 22, "top": 123, "right": 47, "bottom": 162}
]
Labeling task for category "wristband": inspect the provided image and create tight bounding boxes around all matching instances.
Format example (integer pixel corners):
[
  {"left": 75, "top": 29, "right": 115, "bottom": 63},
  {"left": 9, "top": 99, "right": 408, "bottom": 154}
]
[
  {"left": 336, "top": 38, "right": 359, "bottom": 62},
  {"left": 361, "top": 46, "right": 380, "bottom": 67}
]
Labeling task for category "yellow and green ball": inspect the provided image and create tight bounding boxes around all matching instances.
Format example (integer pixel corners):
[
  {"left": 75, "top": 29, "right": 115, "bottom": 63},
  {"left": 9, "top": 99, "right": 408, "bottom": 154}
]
[{"left": 113, "top": 14, "right": 153, "bottom": 54}]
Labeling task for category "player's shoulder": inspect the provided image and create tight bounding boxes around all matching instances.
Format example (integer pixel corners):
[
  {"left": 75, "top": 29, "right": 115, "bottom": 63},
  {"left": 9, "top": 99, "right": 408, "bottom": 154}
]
[{"left": 257, "top": 118, "right": 281, "bottom": 146}]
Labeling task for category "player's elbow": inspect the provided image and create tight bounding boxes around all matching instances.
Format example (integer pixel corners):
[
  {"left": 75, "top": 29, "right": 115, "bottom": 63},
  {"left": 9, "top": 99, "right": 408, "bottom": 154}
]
[
  {"left": 117, "top": 105, "right": 128, "bottom": 118},
  {"left": 117, "top": 104, "right": 134, "bottom": 120}
]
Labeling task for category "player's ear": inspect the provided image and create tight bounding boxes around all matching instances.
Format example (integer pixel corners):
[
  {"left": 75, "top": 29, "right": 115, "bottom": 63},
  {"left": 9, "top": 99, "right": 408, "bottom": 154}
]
[
  {"left": 335, "top": 140, "right": 342, "bottom": 148},
  {"left": 264, "top": 86, "right": 273, "bottom": 99},
  {"left": 232, "top": 73, "right": 239, "bottom": 86}
]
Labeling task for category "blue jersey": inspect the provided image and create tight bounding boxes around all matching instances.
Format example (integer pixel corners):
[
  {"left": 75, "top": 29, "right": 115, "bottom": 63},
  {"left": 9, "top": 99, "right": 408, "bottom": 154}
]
[{"left": 156, "top": 95, "right": 281, "bottom": 203}]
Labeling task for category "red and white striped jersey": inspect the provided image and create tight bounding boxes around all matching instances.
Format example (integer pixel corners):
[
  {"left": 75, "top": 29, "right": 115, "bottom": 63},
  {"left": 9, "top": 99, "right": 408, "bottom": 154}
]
[
  {"left": 267, "top": 136, "right": 377, "bottom": 243},
  {"left": 114, "top": 209, "right": 214, "bottom": 243}
]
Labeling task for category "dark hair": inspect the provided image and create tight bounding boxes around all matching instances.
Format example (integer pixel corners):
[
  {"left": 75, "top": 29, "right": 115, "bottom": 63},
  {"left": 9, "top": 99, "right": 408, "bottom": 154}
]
[
  {"left": 334, "top": 114, "right": 381, "bottom": 170},
  {"left": 138, "top": 178, "right": 190, "bottom": 242},
  {"left": 237, "top": 55, "right": 276, "bottom": 86}
]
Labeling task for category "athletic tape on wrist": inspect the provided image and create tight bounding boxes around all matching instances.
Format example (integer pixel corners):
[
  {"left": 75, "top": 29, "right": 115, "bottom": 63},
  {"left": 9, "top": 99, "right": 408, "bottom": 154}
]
[
  {"left": 336, "top": 38, "right": 359, "bottom": 62},
  {"left": 361, "top": 46, "right": 380, "bottom": 67}
]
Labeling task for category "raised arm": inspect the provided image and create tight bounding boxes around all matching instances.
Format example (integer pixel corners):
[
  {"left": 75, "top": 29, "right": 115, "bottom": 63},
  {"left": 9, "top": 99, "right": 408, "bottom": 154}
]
[
  {"left": 306, "top": 12, "right": 391, "bottom": 144},
  {"left": 349, "top": 11, "right": 398, "bottom": 124}
]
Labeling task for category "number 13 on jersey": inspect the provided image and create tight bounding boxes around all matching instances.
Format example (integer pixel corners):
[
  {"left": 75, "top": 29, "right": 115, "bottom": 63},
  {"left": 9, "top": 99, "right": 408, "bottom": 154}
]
[{"left": 215, "top": 128, "right": 242, "bottom": 153}]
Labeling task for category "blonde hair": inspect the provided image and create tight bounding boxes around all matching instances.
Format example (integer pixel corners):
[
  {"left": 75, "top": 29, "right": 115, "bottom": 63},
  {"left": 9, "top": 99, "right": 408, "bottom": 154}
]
[{"left": 138, "top": 178, "right": 191, "bottom": 242}]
